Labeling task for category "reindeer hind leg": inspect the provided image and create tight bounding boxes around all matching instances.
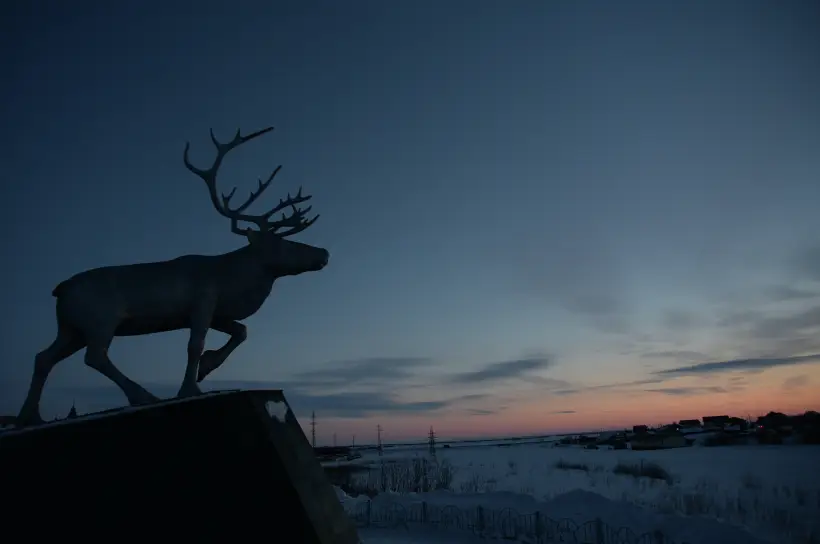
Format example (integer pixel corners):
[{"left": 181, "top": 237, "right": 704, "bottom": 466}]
[
  {"left": 83, "top": 326, "right": 159, "bottom": 407},
  {"left": 17, "top": 326, "right": 86, "bottom": 427}
]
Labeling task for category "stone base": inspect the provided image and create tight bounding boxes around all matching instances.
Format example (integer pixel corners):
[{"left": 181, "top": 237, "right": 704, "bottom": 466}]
[{"left": 0, "top": 390, "right": 360, "bottom": 543}]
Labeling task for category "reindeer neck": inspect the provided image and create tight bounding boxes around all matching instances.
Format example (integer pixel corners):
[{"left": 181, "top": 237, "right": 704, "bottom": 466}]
[
  {"left": 212, "top": 245, "right": 278, "bottom": 320},
  {"left": 221, "top": 244, "right": 275, "bottom": 279}
]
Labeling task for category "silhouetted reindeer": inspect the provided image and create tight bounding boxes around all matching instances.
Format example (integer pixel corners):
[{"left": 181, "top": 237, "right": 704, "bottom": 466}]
[{"left": 9, "top": 126, "right": 329, "bottom": 427}]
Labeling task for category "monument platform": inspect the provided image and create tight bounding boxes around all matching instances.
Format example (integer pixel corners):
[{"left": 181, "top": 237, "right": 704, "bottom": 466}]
[{"left": 0, "top": 390, "right": 360, "bottom": 543}]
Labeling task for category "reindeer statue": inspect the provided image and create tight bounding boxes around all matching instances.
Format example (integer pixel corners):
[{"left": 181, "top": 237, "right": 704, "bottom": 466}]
[{"left": 11, "top": 126, "right": 329, "bottom": 428}]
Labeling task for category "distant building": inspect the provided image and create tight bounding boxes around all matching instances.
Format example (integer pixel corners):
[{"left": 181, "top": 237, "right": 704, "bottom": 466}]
[
  {"left": 679, "top": 419, "right": 701, "bottom": 428},
  {"left": 725, "top": 417, "right": 748, "bottom": 432},
  {"left": 631, "top": 432, "right": 689, "bottom": 450},
  {"left": 596, "top": 431, "right": 627, "bottom": 446},
  {"left": 632, "top": 425, "right": 649, "bottom": 434},
  {"left": 702, "top": 415, "right": 730, "bottom": 429}
]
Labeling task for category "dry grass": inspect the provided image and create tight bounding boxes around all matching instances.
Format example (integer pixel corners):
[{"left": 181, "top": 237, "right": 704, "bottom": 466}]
[
  {"left": 328, "top": 457, "right": 456, "bottom": 497},
  {"left": 612, "top": 460, "right": 673, "bottom": 484},
  {"left": 554, "top": 458, "right": 591, "bottom": 472}
]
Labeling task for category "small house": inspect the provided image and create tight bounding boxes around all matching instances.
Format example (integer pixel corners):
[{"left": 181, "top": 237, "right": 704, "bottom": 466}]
[
  {"left": 631, "top": 432, "right": 689, "bottom": 450},
  {"left": 678, "top": 419, "right": 702, "bottom": 434},
  {"left": 725, "top": 417, "right": 748, "bottom": 432},
  {"left": 679, "top": 419, "right": 701, "bottom": 428},
  {"left": 702, "top": 415, "right": 730, "bottom": 429}
]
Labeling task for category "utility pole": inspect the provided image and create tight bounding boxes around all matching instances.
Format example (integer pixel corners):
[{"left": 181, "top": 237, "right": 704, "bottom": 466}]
[
  {"left": 377, "top": 424, "right": 383, "bottom": 456},
  {"left": 428, "top": 426, "right": 437, "bottom": 457},
  {"left": 310, "top": 411, "right": 317, "bottom": 448}
]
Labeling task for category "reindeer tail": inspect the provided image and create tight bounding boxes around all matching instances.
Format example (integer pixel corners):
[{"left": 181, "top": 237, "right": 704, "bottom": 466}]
[{"left": 52, "top": 279, "right": 71, "bottom": 297}]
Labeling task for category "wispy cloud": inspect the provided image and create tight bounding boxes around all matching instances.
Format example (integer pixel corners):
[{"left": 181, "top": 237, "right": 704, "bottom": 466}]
[
  {"left": 782, "top": 374, "right": 810, "bottom": 391},
  {"left": 448, "top": 356, "right": 553, "bottom": 385},
  {"left": 653, "top": 354, "right": 820, "bottom": 376},
  {"left": 661, "top": 310, "right": 705, "bottom": 331},
  {"left": 746, "top": 306, "right": 820, "bottom": 341},
  {"left": 291, "top": 357, "right": 434, "bottom": 389},
  {"left": 509, "top": 235, "right": 632, "bottom": 335},
  {"left": 49, "top": 379, "right": 485, "bottom": 419},
  {"left": 791, "top": 245, "right": 820, "bottom": 282},
  {"left": 645, "top": 386, "right": 728, "bottom": 396},
  {"left": 551, "top": 410, "right": 575, "bottom": 414},
  {"left": 640, "top": 350, "right": 711, "bottom": 363},
  {"left": 765, "top": 285, "right": 820, "bottom": 302},
  {"left": 466, "top": 408, "right": 496, "bottom": 416},
  {"left": 552, "top": 377, "right": 668, "bottom": 396}
]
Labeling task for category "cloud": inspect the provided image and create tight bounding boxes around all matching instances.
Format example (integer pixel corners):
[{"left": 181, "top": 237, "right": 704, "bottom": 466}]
[
  {"left": 782, "top": 374, "right": 809, "bottom": 391},
  {"left": 552, "top": 377, "right": 669, "bottom": 396},
  {"left": 764, "top": 285, "right": 820, "bottom": 302},
  {"left": 290, "top": 357, "right": 434, "bottom": 389},
  {"left": 653, "top": 354, "right": 820, "bottom": 377},
  {"left": 640, "top": 350, "right": 711, "bottom": 363},
  {"left": 661, "top": 310, "right": 704, "bottom": 331},
  {"left": 791, "top": 245, "right": 820, "bottom": 282},
  {"left": 466, "top": 408, "right": 496, "bottom": 416},
  {"left": 551, "top": 410, "right": 575, "bottom": 414},
  {"left": 448, "top": 356, "right": 553, "bottom": 385},
  {"left": 645, "top": 386, "right": 728, "bottom": 396},
  {"left": 567, "top": 294, "right": 621, "bottom": 316},
  {"left": 47, "top": 379, "right": 484, "bottom": 419},
  {"left": 458, "top": 394, "right": 493, "bottom": 402},
  {"left": 715, "top": 303, "right": 820, "bottom": 357},
  {"left": 565, "top": 294, "right": 631, "bottom": 334},
  {"left": 746, "top": 306, "right": 820, "bottom": 341},
  {"left": 294, "top": 357, "right": 433, "bottom": 382},
  {"left": 508, "top": 233, "right": 632, "bottom": 335}
]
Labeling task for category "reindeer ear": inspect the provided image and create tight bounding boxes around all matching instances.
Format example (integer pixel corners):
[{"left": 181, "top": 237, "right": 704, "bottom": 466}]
[{"left": 245, "top": 228, "right": 263, "bottom": 246}]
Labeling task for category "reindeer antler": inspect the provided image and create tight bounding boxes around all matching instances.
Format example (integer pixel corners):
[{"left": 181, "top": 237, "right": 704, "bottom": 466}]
[{"left": 183, "top": 127, "right": 319, "bottom": 237}]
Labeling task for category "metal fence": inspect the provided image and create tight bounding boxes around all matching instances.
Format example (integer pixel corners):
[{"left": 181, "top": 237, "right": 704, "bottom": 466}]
[{"left": 344, "top": 500, "right": 689, "bottom": 544}]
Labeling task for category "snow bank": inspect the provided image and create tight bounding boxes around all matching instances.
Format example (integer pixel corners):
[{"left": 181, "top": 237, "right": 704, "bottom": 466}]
[
  {"left": 335, "top": 485, "right": 769, "bottom": 544},
  {"left": 340, "top": 443, "right": 818, "bottom": 543}
]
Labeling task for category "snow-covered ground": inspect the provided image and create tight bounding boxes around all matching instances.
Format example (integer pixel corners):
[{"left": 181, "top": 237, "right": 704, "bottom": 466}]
[{"left": 332, "top": 441, "right": 819, "bottom": 544}]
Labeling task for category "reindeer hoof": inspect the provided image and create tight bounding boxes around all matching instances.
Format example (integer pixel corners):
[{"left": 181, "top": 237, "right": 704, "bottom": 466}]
[
  {"left": 197, "top": 350, "right": 221, "bottom": 383},
  {"left": 126, "top": 389, "right": 160, "bottom": 407},
  {"left": 176, "top": 382, "right": 203, "bottom": 399},
  {"left": 15, "top": 409, "right": 44, "bottom": 428}
]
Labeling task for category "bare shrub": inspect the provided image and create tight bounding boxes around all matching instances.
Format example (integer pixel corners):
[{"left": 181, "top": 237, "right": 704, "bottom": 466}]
[
  {"left": 740, "top": 471, "right": 763, "bottom": 490},
  {"left": 554, "top": 458, "right": 590, "bottom": 472},
  {"left": 613, "top": 460, "right": 672, "bottom": 484},
  {"left": 337, "top": 457, "right": 456, "bottom": 497}
]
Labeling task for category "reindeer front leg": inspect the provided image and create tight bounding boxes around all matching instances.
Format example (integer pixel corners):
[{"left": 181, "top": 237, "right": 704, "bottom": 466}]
[
  {"left": 177, "top": 297, "right": 217, "bottom": 398},
  {"left": 197, "top": 319, "right": 247, "bottom": 383}
]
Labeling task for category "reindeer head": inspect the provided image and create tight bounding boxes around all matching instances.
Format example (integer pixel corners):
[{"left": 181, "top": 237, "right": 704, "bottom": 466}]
[{"left": 183, "top": 126, "right": 329, "bottom": 277}]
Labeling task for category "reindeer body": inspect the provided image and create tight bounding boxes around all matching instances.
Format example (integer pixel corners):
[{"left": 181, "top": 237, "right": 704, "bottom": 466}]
[
  {"left": 12, "top": 126, "right": 329, "bottom": 427},
  {"left": 54, "top": 248, "right": 276, "bottom": 336}
]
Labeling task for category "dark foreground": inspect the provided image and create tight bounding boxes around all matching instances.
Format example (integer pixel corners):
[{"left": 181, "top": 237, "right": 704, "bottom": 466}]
[{"left": 0, "top": 390, "right": 359, "bottom": 544}]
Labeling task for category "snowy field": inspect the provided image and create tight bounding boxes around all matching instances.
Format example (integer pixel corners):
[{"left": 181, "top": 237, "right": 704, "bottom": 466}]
[{"left": 332, "top": 440, "right": 820, "bottom": 544}]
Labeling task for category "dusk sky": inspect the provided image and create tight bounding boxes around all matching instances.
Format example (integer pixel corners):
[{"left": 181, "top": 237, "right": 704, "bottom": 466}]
[{"left": 2, "top": 1, "right": 819, "bottom": 444}]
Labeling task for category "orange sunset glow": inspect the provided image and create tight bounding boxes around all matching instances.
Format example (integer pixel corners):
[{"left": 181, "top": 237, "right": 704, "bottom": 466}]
[{"left": 312, "top": 363, "right": 820, "bottom": 445}]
